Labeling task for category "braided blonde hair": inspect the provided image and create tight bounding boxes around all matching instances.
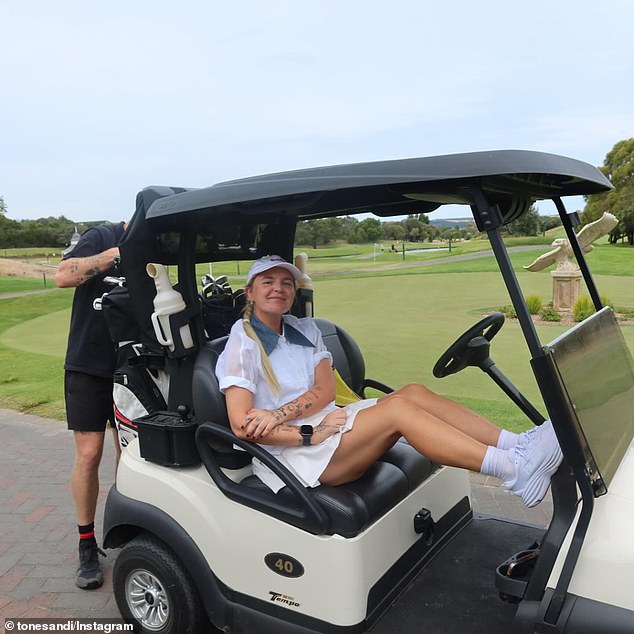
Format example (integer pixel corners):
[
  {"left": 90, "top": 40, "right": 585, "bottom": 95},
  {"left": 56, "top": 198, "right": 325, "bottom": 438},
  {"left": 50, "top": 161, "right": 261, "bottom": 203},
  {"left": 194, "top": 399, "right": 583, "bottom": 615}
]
[{"left": 242, "top": 299, "right": 281, "bottom": 394}]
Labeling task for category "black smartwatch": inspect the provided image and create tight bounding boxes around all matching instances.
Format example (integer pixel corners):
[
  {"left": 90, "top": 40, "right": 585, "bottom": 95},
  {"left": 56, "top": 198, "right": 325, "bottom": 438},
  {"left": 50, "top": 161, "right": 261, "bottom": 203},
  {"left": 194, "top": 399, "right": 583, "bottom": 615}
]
[{"left": 300, "top": 424, "right": 313, "bottom": 446}]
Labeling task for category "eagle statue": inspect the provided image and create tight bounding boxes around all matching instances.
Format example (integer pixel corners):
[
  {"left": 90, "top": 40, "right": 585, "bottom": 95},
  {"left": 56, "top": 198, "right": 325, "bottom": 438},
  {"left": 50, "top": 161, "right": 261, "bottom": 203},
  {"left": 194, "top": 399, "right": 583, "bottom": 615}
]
[{"left": 524, "top": 212, "right": 618, "bottom": 272}]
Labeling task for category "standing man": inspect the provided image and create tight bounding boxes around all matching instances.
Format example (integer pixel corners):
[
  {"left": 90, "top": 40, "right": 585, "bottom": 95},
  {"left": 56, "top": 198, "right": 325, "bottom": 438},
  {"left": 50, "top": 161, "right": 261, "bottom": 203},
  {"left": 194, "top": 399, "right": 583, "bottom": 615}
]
[{"left": 55, "top": 221, "right": 127, "bottom": 589}]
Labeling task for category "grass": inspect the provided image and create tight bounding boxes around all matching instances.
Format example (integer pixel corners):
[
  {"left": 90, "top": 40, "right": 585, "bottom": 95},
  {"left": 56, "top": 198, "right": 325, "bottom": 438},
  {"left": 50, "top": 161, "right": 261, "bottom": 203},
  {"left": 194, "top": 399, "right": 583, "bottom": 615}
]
[
  {"left": 0, "top": 276, "right": 52, "bottom": 293},
  {"left": 1, "top": 238, "right": 633, "bottom": 431},
  {"left": 1, "top": 247, "right": 61, "bottom": 259},
  {"left": 0, "top": 289, "right": 73, "bottom": 419},
  {"left": 313, "top": 272, "right": 554, "bottom": 432}
]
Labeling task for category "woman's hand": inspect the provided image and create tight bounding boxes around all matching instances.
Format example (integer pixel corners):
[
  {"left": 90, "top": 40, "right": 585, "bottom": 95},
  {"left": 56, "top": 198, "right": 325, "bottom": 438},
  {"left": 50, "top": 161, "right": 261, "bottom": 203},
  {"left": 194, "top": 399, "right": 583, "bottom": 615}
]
[
  {"left": 242, "top": 408, "right": 283, "bottom": 439},
  {"left": 313, "top": 408, "right": 347, "bottom": 443}
]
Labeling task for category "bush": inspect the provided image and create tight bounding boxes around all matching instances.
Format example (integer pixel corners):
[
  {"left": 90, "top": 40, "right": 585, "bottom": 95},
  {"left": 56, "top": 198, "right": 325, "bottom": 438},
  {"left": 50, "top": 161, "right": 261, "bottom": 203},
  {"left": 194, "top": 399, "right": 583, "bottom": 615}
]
[
  {"left": 601, "top": 295, "right": 614, "bottom": 308},
  {"left": 500, "top": 304, "right": 517, "bottom": 319},
  {"left": 573, "top": 295, "right": 595, "bottom": 322},
  {"left": 540, "top": 305, "right": 562, "bottom": 322},
  {"left": 618, "top": 307, "right": 634, "bottom": 320},
  {"left": 525, "top": 294, "right": 543, "bottom": 315}
]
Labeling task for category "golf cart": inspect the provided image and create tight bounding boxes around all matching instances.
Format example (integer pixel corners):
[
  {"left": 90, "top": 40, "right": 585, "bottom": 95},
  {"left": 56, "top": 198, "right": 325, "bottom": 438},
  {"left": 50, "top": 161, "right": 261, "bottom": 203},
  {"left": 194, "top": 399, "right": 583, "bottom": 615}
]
[{"left": 102, "top": 150, "right": 634, "bottom": 633}]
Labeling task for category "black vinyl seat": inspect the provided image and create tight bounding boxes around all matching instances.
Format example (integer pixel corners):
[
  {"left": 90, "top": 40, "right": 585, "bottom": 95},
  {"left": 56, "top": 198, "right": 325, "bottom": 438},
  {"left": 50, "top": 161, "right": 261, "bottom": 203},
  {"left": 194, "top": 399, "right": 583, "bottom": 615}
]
[
  {"left": 192, "top": 320, "right": 434, "bottom": 536},
  {"left": 313, "top": 318, "right": 393, "bottom": 397}
]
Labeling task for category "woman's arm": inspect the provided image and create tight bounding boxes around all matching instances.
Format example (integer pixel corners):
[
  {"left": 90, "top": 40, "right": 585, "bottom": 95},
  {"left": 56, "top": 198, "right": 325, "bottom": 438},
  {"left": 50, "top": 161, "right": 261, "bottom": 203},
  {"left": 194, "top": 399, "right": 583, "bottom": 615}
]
[
  {"left": 242, "top": 358, "right": 335, "bottom": 438},
  {"left": 225, "top": 386, "right": 303, "bottom": 446},
  {"left": 55, "top": 247, "right": 120, "bottom": 288},
  {"left": 225, "top": 359, "right": 341, "bottom": 446}
]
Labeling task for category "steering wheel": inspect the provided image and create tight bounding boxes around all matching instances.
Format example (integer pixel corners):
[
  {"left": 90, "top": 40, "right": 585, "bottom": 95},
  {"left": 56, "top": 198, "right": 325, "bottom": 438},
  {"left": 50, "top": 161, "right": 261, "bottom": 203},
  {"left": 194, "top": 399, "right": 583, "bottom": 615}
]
[{"left": 433, "top": 313, "right": 505, "bottom": 378}]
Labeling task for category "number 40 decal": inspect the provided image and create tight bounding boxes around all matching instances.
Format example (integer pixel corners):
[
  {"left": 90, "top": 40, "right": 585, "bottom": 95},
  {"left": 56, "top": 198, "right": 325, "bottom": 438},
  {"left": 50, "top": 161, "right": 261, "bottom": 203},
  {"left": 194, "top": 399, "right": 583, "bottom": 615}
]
[{"left": 264, "top": 553, "right": 305, "bottom": 578}]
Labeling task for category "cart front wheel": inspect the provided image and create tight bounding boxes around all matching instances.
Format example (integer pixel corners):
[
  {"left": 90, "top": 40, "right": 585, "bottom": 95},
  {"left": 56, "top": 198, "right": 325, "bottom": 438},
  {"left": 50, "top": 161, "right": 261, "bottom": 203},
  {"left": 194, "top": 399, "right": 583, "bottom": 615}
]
[{"left": 113, "top": 534, "right": 207, "bottom": 634}]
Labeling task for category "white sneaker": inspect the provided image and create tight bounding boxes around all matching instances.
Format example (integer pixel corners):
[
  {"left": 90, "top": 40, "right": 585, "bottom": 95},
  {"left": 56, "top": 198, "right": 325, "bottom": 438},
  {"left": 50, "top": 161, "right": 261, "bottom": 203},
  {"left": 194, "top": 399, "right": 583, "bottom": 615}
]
[
  {"left": 504, "top": 421, "right": 563, "bottom": 507},
  {"left": 517, "top": 419, "right": 554, "bottom": 447}
]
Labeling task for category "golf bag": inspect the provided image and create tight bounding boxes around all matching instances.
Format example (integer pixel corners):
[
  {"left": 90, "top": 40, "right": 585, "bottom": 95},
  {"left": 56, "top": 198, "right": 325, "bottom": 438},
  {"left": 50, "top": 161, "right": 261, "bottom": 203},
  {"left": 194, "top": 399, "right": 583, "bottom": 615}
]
[{"left": 101, "top": 285, "right": 170, "bottom": 448}]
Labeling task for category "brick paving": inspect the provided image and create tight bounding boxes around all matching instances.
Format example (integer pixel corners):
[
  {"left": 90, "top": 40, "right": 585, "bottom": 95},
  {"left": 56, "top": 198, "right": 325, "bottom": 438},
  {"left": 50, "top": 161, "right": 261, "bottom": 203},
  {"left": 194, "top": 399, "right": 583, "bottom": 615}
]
[
  {"left": 0, "top": 409, "right": 120, "bottom": 621},
  {"left": 0, "top": 408, "right": 552, "bottom": 623}
]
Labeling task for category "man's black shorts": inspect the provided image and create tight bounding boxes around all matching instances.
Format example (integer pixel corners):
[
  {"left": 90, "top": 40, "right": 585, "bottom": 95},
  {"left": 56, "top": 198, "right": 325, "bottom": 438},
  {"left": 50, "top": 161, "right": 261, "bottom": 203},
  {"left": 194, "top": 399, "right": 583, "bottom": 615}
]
[{"left": 64, "top": 371, "right": 114, "bottom": 432}]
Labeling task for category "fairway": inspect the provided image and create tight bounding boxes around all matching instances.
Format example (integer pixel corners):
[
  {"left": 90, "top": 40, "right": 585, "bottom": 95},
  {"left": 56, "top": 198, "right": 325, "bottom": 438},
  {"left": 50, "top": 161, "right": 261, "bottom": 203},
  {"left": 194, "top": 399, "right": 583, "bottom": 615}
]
[
  {"left": 3, "top": 264, "right": 632, "bottom": 430},
  {"left": 314, "top": 272, "right": 552, "bottom": 420},
  {"left": 0, "top": 308, "right": 69, "bottom": 357}
]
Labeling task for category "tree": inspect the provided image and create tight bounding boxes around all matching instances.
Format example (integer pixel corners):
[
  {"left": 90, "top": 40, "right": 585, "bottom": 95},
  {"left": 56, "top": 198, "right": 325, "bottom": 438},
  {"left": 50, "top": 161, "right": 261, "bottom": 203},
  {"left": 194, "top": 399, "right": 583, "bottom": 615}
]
[
  {"left": 381, "top": 221, "right": 406, "bottom": 241},
  {"left": 294, "top": 219, "right": 334, "bottom": 248},
  {"left": 339, "top": 216, "right": 359, "bottom": 240},
  {"left": 402, "top": 215, "right": 424, "bottom": 242},
  {"left": 582, "top": 138, "right": 634, "bottom": 244},
  {"left": 505, "top": 204, "right": 540, "bottom": 236},
  {"left": 0, "top": 196, "right": 6, "bottom": 215},
  {"left": 539, "top": 215, "right": 562, "bottom": 234},
  {"left": 348, "top": 226, "right": 368, "bottom": 244},
  {"left": 357, "top": 218, "right": 382, "bottom": 242}
]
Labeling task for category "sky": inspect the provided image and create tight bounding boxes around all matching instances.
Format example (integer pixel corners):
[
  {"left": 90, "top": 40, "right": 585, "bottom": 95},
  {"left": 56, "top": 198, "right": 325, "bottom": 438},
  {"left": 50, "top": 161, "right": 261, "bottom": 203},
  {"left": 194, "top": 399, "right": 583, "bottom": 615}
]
[{"left": 2, "top": 0, "right": 633, "bottom": 223}]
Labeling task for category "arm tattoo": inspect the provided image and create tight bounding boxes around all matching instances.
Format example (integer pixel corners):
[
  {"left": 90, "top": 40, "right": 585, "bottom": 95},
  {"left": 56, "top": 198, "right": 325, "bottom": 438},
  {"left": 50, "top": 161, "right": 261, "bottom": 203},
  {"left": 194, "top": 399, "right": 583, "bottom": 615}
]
[
  {"left": 69, "top": 255, "right": 106, "bottom": 285},
  {"left": 269, "top": 425, "right": 303, "bottom": 445},
  {"left": 272, "top": 388, "right": 322, "bottom": 422},
  {"left": 314, "top": 420, "right": 328, "bottom": 434}
]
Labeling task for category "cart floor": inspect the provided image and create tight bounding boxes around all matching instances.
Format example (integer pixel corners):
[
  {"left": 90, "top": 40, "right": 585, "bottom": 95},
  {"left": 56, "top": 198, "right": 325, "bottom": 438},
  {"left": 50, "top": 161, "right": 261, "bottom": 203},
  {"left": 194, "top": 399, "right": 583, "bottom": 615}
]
[{"left": 372, "top": 514, "right": 545, "bottom": 634}]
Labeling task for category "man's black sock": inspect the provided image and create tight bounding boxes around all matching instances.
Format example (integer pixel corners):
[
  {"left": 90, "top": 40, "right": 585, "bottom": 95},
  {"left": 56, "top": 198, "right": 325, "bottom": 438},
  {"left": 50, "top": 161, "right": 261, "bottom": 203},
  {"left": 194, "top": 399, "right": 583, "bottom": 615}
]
[{"left": 78, "top": 522, "right": 96, "bottom": 543}]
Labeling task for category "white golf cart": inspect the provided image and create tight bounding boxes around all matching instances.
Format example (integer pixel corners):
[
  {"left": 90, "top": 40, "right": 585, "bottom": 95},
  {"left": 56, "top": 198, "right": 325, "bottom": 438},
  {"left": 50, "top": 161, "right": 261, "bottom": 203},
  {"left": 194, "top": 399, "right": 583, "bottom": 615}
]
[{"left": 102, "top": 150, "right": 634, "bottom": 633}]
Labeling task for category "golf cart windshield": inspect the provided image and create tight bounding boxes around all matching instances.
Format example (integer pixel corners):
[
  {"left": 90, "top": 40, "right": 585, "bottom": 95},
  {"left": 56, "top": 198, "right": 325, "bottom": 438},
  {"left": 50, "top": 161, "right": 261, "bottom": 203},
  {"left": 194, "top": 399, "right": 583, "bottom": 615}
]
[{"left": 541, "top": 307, "right": 634, "bottom": 494}]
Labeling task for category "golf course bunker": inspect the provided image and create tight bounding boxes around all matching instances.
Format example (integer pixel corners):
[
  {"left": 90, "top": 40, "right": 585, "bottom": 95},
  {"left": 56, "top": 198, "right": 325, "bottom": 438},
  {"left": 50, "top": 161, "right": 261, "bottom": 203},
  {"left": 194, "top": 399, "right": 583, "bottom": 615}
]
[{"left": 0, "top": 308, "right": 70, "bottom": 357}]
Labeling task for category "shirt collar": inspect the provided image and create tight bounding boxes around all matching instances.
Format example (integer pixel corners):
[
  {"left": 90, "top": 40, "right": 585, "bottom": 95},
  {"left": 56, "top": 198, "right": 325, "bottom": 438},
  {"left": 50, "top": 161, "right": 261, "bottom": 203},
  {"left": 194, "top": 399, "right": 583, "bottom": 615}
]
[{"left": 249, "top": 314, "right": 315, "bottom": 355}]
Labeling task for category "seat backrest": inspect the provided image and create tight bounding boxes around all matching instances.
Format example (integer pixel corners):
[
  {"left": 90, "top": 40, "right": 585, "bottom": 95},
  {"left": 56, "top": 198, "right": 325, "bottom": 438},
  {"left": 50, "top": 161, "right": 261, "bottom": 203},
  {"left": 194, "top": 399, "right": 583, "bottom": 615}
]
[
  {"left": 314, "top": 318, "right": 365, "bottom": 396},
  {"left": 192, "top": 337, "right": 252, "bottom": 469}
]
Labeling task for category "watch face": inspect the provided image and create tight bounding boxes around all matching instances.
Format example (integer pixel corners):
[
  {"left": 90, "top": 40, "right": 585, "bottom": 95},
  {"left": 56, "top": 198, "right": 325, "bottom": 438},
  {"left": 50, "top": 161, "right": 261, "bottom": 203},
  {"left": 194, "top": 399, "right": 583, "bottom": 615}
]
[{"left": 300, "top": 424, "right": 313, "bottom": 436}]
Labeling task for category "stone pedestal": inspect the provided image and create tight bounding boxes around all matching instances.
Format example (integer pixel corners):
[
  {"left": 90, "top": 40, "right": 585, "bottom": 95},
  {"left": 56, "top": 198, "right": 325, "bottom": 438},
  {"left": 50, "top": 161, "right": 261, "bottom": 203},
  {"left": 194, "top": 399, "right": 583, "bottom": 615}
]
[{"left": 551, "top": 268, "right": 582, "bottom": 312}]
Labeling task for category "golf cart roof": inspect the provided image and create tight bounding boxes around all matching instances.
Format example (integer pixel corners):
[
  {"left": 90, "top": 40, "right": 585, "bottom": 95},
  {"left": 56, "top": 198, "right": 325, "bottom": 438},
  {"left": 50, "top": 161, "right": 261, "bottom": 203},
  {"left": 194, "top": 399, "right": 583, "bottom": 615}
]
[{"left": 144, "top": 150, "right": 612, "bottom": 224}]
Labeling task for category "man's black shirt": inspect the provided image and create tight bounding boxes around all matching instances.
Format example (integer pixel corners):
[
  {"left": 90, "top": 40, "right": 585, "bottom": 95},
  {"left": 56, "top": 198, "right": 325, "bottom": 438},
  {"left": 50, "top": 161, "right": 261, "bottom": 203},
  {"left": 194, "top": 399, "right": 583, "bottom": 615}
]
[{"left": 63, "top": 222, "right": 126, "bottom": 378}]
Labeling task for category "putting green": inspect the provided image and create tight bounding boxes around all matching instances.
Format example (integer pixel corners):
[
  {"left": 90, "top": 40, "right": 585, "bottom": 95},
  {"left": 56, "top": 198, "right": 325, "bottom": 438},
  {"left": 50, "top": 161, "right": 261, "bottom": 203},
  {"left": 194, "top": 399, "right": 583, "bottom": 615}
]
[{"left": 0, "top": 308, "right": 70, "bottom": 357}]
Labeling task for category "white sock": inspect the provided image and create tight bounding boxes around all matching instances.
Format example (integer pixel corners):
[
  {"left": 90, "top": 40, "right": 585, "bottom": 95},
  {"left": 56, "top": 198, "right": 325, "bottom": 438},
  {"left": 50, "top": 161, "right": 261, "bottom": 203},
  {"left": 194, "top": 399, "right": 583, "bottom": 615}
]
[
  {"left": 481, "top": 446, "right": 515, "bottom": 481},
  {"left": 497, "top": 429, "right": 520, "bottom": 450}
]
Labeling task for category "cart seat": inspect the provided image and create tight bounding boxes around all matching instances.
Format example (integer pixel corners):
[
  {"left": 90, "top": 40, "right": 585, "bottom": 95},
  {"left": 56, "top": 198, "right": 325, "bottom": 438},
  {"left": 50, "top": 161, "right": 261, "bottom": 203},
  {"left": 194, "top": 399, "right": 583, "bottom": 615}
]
[{"left": 192, "top": 321, "right": 435, "bottom": 536}]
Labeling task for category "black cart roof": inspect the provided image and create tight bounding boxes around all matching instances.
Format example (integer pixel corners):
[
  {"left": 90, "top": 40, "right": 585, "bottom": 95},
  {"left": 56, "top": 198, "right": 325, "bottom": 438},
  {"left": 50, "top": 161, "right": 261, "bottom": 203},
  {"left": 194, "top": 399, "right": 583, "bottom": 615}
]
[{"left": 143, "top": 150, "right": 612, "bottom": 224}]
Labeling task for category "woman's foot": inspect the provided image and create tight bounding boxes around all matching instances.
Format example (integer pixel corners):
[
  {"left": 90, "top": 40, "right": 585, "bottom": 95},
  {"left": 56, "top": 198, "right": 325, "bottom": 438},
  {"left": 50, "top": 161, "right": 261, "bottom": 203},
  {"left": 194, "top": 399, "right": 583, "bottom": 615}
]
[
  {"left": 517, "top": 419, "right": 555, "bottom": 447},
  {"left": 504, "top": 422, "right": 563, "bottom": 507}
]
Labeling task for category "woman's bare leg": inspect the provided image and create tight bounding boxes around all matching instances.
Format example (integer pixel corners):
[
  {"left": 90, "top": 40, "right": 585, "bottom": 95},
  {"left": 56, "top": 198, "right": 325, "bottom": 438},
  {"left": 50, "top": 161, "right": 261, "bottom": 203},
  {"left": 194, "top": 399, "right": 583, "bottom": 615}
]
[
  {"left": 320, "top": 395, "right": 487, "bottom": 486},
  {"left": 378, "top": 383, "right": 501, "bottom": 447}
]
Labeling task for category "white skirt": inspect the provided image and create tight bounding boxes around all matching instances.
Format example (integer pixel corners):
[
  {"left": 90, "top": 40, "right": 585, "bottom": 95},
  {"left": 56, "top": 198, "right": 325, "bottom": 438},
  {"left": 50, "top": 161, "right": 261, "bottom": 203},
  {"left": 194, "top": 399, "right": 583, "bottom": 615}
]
[{"left": 252, "top": 398, "right": 378, "bottom": 493}]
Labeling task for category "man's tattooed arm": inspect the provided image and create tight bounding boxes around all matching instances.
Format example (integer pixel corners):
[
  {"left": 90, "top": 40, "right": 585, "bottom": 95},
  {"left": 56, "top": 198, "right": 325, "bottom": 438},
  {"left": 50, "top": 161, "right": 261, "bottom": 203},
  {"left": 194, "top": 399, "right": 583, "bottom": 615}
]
[
  {"left": 55, "top": 247, "right": 120, "bottom": 288},
  {"left": 68, "top": 258, "right": 103, "bottom": 284}
]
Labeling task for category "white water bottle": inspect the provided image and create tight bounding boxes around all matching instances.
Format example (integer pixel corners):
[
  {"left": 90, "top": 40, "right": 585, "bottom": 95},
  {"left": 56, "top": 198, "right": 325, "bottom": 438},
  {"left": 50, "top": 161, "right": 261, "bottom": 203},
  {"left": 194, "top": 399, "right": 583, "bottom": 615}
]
[{"left": 147, "top": 263, "right": 194, "bottom": 352}]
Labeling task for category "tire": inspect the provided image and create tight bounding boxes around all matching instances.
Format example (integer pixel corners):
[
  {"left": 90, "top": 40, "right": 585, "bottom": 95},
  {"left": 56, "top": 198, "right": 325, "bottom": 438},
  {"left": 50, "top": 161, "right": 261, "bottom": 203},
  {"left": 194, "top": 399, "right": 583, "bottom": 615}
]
[{"left": 113, "top": 534, "right": 208, "bottom": 634}]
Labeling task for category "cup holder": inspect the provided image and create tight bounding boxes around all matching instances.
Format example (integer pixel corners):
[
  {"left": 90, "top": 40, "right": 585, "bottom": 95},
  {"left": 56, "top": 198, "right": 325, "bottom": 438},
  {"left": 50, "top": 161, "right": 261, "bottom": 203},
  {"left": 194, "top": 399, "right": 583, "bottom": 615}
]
[{"left": 495, "top": 542, "right": 540, "bottom": 603}]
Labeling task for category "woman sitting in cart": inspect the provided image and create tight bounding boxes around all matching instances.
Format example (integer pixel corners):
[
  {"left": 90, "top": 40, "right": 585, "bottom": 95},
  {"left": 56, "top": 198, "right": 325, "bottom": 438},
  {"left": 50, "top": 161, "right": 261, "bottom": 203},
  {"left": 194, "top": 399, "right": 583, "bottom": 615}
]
[{"left": 215, "top": 255, "right": 563, "bottom": 508}]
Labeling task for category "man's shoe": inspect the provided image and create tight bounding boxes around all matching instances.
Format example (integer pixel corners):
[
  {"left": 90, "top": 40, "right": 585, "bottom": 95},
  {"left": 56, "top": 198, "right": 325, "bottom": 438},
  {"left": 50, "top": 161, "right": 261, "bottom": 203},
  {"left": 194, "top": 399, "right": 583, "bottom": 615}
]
[
  {"left": 504, "top": 423, "right": 563, "bottom": 508},
  {"left": 76, "top": 539, "right": 105, "bottom": 590}
]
